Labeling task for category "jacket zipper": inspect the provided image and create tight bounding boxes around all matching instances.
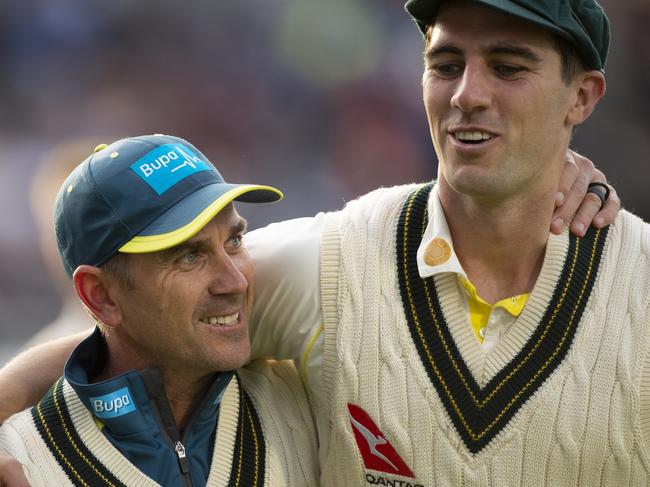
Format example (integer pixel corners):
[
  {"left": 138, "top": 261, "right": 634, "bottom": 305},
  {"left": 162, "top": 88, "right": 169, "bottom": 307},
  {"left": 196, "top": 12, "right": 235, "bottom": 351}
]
[
  {"left": 142, "top": 369, "right": 231, "bottom": 487},
  {"left": 175, "top": 440, "right": 190, "bottom": 475},
  {"left": 141, "top": 369, "right": 194, "bottom": 487}
]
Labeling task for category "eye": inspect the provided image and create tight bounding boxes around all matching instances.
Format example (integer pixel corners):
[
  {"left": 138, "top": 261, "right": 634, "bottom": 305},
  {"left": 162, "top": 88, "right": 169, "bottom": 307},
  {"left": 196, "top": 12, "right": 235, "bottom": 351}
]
[
  {"left": 493, "top": 64, "right": 525, "bottom": 78},
  {"left": 182, "top": 251, "right": 198, "bottom": 264},
  {"left": 228, "top": 234, "right": 244, "bottom": 250},
  {"left": 432, "top": 63, "right": 463, "bottom": 78}
]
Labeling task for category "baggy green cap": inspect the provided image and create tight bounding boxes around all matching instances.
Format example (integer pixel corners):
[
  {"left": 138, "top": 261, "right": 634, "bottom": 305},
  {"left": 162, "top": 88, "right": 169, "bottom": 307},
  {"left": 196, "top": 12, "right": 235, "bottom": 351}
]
[{"left": 404, "top": 0, "right": 610, "bottom": 71}]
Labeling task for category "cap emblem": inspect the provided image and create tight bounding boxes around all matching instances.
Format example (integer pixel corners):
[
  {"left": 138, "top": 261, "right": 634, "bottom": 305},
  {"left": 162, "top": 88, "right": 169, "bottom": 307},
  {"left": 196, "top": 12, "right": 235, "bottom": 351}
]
[{"left": 130, "top": 143, "right": 210, "bottom": 195}]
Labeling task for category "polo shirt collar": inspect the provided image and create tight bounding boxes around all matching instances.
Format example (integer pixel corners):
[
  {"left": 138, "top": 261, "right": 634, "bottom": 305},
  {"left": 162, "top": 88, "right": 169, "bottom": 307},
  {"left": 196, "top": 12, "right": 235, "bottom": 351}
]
[{"left": 416, "top": 183, "right": 467, "bottom": 280}]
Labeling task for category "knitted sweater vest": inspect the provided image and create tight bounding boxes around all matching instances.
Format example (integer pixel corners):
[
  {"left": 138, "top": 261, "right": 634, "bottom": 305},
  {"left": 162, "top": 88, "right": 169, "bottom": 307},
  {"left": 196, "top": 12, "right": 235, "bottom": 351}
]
[
  {"left": 0, "top": 360, "right": 318, "bottom": 487},
  {"left": 319, "top": 183, "right": 650, "bottom": 486}
]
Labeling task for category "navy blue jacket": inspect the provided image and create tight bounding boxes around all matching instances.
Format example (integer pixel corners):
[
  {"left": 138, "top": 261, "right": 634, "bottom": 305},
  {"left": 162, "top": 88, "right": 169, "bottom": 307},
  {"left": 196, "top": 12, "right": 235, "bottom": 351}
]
[{"left": 65, "top": 328, "right": 233, "bottom": 487}]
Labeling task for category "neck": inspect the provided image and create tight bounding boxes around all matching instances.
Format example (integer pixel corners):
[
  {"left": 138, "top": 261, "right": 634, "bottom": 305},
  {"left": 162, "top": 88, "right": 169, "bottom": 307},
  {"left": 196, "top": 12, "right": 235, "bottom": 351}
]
[
  {"left": 97, "top": 333, "right": 213, "bottom": 431},
  {"left": 158, "top": 371, "right": 213, "bottom": 432},
  {"left": 439, "top": 181, "right": 556, "bottom": 305}
]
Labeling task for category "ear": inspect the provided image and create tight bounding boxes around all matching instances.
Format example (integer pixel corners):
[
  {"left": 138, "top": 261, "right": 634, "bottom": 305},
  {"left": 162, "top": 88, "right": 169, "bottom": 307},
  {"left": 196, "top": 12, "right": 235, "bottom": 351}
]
[
  {"left": 566, "top": 70, "right": 606, "bottom": 126},
  {"left": 72, "top": 265, "right": 123, "bottom": 328}
]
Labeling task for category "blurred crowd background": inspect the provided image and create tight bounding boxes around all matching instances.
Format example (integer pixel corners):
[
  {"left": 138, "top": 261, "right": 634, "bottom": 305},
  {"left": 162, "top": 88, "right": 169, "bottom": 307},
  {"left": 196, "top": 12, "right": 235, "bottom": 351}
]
[{"left": 1, "top": 0, "right": 648, "bottom": 362}]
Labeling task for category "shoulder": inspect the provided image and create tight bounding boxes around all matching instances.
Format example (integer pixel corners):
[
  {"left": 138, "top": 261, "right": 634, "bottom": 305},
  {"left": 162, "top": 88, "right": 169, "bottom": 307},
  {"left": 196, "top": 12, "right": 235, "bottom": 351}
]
[
  {"left": 246, "top": 214, "right": 325, "bottom": 271},
  {"left": 342, "top": 182, "right": 427, "bottom": 215},
  {"left": 608, "top": 210, "right": 650, "bottom": 259},
  {"left": 237, "top": 360, "right": 319, "bottom": 485},
  {"left": 327, "top": 182, "right": 430, "bottom": 234},
  {"left": 237, "top": 359, "right": 312, "bottom": 423},
  {"left": 600, "top": 210, "right": 650, "bottom": 303},
  {"left": 237, "top": 360, "right": 315, "bottom": 450},
  {"left": 247, "top": 183, "right": 429, "bottom": 255},
  {"left": 238, "top": 359, "right": 304, "bottom": 393},
  {"left": 247, "top": 214, "right": 327, "bottom": 250},
  {"left": 616, "top": 209, "right": 650, "bottom": 238},
  {"left": 0, "top": 408, "right": 36, "bottom": 458}
]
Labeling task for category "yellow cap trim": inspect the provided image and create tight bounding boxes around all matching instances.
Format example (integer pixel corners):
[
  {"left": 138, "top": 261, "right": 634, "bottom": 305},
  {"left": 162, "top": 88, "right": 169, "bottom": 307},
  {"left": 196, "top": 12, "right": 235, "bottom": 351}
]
[{"left": 118, "top": 185, "right": 282, "bottom": 254}]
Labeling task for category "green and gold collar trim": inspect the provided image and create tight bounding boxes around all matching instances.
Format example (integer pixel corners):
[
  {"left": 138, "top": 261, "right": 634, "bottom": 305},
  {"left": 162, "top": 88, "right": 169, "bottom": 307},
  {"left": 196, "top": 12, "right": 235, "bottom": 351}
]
[
  {"left": 32, "top": 375, "right": 267, "bottom": 486},
  {"left": 227, "top": 374, "right": 266, "bottom": 487},
  {"left": 396, "top": 183, "right": 608, "bottom": 454},
  {"left": 32, "top": 378, "right": 127, "bottom": 487}
]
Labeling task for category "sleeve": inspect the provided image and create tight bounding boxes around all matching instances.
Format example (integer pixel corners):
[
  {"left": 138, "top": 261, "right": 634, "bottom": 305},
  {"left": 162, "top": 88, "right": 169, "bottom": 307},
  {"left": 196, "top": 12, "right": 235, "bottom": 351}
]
[
  {"left": 635, "top": 222, "right": 650, "bottom": 451},
  {"left": 638, "top": 302, "right": 650, "bottom": 450},
  {"left": 246, "top": 213, "right": 327, "bottom": 361},
  {"left": 0, "top": 414, "right": 31, "bottom": 467}
]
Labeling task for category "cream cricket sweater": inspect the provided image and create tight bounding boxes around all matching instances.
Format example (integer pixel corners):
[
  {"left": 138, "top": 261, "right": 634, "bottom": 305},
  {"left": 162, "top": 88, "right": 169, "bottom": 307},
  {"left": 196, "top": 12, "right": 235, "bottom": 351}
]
[
  {"left": 319, "top": 183, "right": 650, "bottom": 486},
  {"left": 0, "top": 359, "right": 318, "bottom": 487}
]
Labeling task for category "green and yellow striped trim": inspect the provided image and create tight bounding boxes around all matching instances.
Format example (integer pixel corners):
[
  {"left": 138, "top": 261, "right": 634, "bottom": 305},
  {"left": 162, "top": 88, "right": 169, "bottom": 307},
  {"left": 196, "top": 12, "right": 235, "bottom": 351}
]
[
  {"left": 31, "top": 378, "right": 126, "bottom": 487},
  {"left": 227, "top": 374, "right": 267, "bottom": 487},
  {"left": 396, "top": 183, "right": 608, "bottom": 454}
]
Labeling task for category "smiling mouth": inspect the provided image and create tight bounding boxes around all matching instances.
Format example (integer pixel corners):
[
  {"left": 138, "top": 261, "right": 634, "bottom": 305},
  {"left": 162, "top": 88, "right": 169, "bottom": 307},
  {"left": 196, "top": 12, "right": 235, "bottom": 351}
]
[
  {"left": 199, "top": 312, "right": 239, "bottom": 327},
  {"left": 452, "top": 130, "right": 495, "bottom": 144}
]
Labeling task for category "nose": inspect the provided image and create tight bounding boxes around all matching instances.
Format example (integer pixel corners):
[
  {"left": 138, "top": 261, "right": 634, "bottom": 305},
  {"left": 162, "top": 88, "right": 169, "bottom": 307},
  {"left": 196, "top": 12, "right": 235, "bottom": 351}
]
[
  {"left": 207, "top": 253, "right": 249, "bottom": 297},
  {"left": 450, "top": 63, "right": 492, "bottom": 113}
]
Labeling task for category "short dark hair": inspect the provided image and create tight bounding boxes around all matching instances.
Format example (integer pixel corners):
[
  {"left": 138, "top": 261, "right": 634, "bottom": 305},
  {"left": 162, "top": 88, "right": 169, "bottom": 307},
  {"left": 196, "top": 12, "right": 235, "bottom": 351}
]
[
  {"left": 101, "top": 252, "right": 134, "bottom": 290},
  {"left": 553, "top": 35, "right": 587, "bottom": 85}
]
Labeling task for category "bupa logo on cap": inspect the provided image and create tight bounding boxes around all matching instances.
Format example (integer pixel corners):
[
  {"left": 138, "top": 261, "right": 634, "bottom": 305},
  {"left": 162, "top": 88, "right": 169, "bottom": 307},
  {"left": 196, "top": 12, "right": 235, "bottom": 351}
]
[
  {"left": 130, "top": 143, "right": 211, "bottom": 195},
  {"left": 89, "top": 387, "right": 136, "bottom": 419}
]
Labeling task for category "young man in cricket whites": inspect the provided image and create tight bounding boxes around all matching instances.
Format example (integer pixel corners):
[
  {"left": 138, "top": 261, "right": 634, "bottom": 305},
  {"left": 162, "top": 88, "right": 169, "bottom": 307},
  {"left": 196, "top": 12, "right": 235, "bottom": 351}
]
[{"left": 1, "top": 1, "right": 643, "bottom": 485}]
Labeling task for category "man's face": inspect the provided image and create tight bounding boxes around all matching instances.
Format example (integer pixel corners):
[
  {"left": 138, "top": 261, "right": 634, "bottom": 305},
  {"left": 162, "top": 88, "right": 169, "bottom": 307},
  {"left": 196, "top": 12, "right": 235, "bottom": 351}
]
[
  {"left": 110, "top": 203, "right": 254, "bottom": 376},
  {"left": 422, "top": 1, "right": 577, "bottom": 201}
]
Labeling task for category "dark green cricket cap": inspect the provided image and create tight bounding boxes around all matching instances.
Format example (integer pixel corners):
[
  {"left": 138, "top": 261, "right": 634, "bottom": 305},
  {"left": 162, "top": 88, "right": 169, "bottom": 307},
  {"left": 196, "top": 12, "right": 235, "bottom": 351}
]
[{"left": 404, "top": 0, "right": 610, "bottom": 71}]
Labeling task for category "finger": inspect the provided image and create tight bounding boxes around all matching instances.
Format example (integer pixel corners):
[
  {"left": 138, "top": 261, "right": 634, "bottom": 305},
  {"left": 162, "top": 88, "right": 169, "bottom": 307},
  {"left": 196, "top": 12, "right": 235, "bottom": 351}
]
[
  {"left": 554, "top": 150, "right": 580, "bottom": 208},
  {"left": 0, "top": 457, "right": 31, "bottom": 487},
  {"left": 551, "top": 169, "right": 590, "bottom": 235},
  {"left": 551, "top": 151, "right": 606, "bottom": 235},
  {"left": 551, "top": 151, "right": 590, "bottom": 233},
  {"left": 592, "top": 184, "right": 621, "bottom": 228},
  {"left": 569, "top": 192, "right": 605, "bottom": 236}
]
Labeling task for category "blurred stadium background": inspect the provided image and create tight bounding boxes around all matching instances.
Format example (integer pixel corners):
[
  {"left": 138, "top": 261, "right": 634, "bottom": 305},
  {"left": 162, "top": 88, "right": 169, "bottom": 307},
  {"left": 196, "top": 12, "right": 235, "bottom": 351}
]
[{"left": 0, "top": 0, "right": 648, "bottom": 362}]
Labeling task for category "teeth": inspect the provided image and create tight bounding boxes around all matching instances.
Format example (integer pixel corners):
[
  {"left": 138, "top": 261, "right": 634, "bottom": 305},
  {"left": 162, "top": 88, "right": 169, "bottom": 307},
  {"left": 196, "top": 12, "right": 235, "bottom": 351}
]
[
  {"left": 200, "top": 313, "right": 239, "bottom": 326},
  {"left": 455, "top": 131, "right": 493, "bottom": 142}
]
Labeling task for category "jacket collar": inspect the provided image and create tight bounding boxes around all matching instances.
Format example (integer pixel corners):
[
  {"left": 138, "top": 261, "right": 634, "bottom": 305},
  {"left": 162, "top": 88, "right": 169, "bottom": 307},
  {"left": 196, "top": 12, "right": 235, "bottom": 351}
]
[{"left": 64, "top": 327, "right": 233, "bottom": 437}]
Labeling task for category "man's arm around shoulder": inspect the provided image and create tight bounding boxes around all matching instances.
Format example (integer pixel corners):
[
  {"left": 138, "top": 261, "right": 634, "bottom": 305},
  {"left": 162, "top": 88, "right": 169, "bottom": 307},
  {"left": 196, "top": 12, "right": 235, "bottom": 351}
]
[
  {"left": 0, "top": 330, "right": 91, "bottom": 487},
  {"left": 0, "top": 411, "right": 35, "bottom": 487},
  {"left": 0, "top": 453, "right": 29, "bottom": 487},
  {"left": 0, "top": 330, "right": 90, "bottom": 425}
]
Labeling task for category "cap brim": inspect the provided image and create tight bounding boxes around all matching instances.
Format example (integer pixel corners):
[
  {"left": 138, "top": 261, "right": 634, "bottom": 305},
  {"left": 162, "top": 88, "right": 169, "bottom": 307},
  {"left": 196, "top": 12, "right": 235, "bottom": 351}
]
[{"left": 118, "top": 183, "right": 282, "bottom": 253}]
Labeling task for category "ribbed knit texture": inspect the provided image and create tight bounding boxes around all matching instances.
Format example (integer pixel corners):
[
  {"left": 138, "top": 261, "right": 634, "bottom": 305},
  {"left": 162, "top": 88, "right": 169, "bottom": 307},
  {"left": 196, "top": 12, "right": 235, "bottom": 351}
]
[
  {"left": 0, "top": 360, "right": 318, "bottom": 487},
  {"left": 319, "top": 183, "right": 650, "bottom": 486},
  {"left": 398, "top": 184, "right": 609, "bottom": 454}
]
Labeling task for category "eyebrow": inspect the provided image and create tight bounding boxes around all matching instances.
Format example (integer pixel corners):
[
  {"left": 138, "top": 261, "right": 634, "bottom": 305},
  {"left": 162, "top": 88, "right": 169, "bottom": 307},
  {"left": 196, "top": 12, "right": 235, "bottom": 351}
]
[
  {"left": 424, "top": 44, "right": 462, "bottom": 61},
  {"left": 424, "top": 43, "right": 542, "bottom": 64},
  {"left": 488, "top": 43, "right": 542, "bottom": 63},
  {"left": 232, "top": 217, "right": 248, "bottom": 236}
]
